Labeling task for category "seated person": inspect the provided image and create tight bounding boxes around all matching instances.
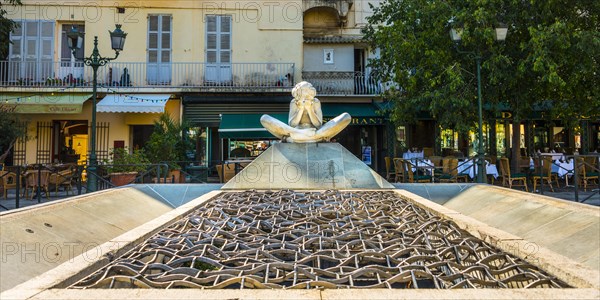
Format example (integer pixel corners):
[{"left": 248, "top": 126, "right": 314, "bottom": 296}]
[
  {"left": 230, "top": 147, "right": 251, "bottom": 158},
  {"left": 261, "top": 81, "right": 351, "bottom": 143}
]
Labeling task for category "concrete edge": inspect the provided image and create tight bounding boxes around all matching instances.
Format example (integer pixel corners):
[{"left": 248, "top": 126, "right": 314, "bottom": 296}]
[
  {"left": 0, "top": 188, "right": 128, "bottom": 218},
  {"left": 27, "top": 288, "right": 600, "bottom": 299},
  {"left": 460, "top": 185, "right": 600, "bottom": 216},
  {"left": 0, "top": 190, "right": 223, "bottom": 300},
  {"left": 393, "top": 189, "right": 600, "bottom": 290}
]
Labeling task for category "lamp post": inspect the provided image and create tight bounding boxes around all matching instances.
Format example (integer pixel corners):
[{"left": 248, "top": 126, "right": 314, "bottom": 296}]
[
  {"left": 450, "top": 25, "right": 507, "bottom": 183},
  {"left": 68, "top": 24, "right": 127, "bottom": 192}
]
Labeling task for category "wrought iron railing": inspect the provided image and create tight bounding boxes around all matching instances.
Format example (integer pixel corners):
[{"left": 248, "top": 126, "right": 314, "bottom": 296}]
[
  {"left": 0, "top": 61, "right": 295, "bottom": 89},
  {"left": 302, "top": 71, "right": 383, "bottom": 95}
]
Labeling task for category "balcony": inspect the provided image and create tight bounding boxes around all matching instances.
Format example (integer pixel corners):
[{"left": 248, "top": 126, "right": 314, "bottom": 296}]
[
  {"left": 302, "top": 71, "right": 382, "bottom": 96},
  {"left": 0, "top": 61, "right": 295, "bottom": 92}
]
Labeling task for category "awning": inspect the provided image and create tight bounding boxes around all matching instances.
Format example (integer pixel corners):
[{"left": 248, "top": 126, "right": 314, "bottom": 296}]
[
  {"left": 219, "top": 113, "right": 287, "bottom": 139},
  {"left": 97, "top": 94, "right": 171, "bottom": 113},
  {"left": 322, "top": 103, "right": 386, "bottom": 125},
  {"left": 0, "top": 93, "right": 91, "bottom": 114},
  {"left": 322, "top": 103, "right": 381, "bottom": 117}
]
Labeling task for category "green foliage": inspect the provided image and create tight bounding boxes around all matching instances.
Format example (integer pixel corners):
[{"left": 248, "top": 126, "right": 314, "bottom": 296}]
[
  {"left": 0, "top": 0, "right": 22, "bottom": 59},
  {"left": 143, "top": 113, "right": 191, "bottom": 170},
  {"left": 363, "top": 0, "right": 600, "bottom": 132},
  {"left": 0, "top": 104, "right": 26, "bottom": 163},
  {"left": 106, "top": 147, "right": 149, "bottom": 173}
]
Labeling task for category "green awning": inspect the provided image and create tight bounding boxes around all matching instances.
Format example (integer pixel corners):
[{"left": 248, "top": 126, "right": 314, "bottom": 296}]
[
  {"left": 1, "top": 93, "right": 91, "bottom": 114},
  {"left": 323, "top": 103, "right": 386, "bottom": 125},
  {"left": 322, "top": 103, "right": 381, "bottom": 117},
  {"left": 219, "top": 113, "right": 287, "bottom": 139}
]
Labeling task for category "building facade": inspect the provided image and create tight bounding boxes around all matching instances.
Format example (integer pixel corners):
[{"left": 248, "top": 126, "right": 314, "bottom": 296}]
[
  {"left": 1, "top": 1, "right": 391, "bottom": 174},
  {"left": 2, "top": 1, "right": 596, "bottom": 176}
]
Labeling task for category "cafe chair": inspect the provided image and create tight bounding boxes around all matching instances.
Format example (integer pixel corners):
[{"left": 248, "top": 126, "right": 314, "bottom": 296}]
[
  {"left": 438, "top": 158, "right": 468, "bottom": 183},
  {"left": 1, "top": 171, "right": 18, "bottom": 199},
  {"left": 393, "top": 158, "right": 405, "bottom": 183},
  {"left": 24, "top": 170, "right": 51, "bottom": 200},
  {"left": 403, "top": 160, "right": 432, "bottom": 183},
  {"left": 384, "top": 157, "right": 396, "bottom": 182},
  {"left": 532, "top": 156, "right": 555, "bottom": 192},
  {"left": 576, "top": 157, "right": 599, "bottom": 191},
  {"left": 499, "top": 158, "right": 528, "bottom": 192},
  {"left": 428, "top": 156, "right": 443, "bottom": 173},
  {"left": 48, "top": 168, "right": 75, "bottom": 196}
]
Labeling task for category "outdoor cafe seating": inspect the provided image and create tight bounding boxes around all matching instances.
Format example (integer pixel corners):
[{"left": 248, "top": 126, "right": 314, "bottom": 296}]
[
  {"left": 532, "top": 156, "right": 556, "bottom": 192},
  {"left": 48, "top": 167, "right": 76, "bottom": 196},
  {"left": 1, "top": 170, "right": 18, "bottom": 199},
  {"left": 23, "top": 169, "right": 51, "bottom": 200},
  {"left": 499, "top": 157, "right": 528, "bottom": 192}
]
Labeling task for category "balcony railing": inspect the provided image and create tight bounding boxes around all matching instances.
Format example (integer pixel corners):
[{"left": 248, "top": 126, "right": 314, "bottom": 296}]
[
  {"left": 302, "top": 71, "right": 382, "bottom": 95},
  {"left": 0, "top": 61, "right": 295, "bottom": 90}
]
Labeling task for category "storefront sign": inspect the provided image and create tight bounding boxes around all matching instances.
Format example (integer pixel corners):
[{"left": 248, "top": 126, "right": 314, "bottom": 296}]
[
  {"left": 323, "top": 117, "right": 384, "bottom": 125},
  {"left": 12, "top": 104, "right": 82, "bottom": 114}
]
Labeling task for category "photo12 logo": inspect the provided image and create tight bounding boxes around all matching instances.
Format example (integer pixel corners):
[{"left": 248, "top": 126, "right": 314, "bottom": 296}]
[
  {"left": 4, "top": 1, "right": 308, "bottom": 24},
  {"left": 1, "top": 241, "right": 123, "bottom": 264}
]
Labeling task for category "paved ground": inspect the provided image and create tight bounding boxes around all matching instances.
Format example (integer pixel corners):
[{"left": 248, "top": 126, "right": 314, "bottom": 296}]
[{"left": 0, "top": 181, "right": 598, "bottom": 212}]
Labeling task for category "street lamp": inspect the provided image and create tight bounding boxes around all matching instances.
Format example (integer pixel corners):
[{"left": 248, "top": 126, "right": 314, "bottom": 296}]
[
  {"left": 67, "top": 24, "right": 127, "bottom": 192},
  {"left": 450, "top": 24, "right": 507, "bottom": 183}
]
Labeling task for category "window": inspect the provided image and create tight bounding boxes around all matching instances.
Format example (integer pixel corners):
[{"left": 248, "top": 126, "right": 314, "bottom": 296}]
[
  {"left": 205, "top": 15, "right": 232, "bottom": 83},
  {"left": 147, "top": 14, "right": 172, "bottom": 84},
  {"left": 9, "top": 20, "right": 54, "bottom": 82}
]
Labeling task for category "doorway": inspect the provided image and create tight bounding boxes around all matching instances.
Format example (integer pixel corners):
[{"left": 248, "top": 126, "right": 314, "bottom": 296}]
[{"left": 53, "top": 120, "right": 88, "bottom": 164}]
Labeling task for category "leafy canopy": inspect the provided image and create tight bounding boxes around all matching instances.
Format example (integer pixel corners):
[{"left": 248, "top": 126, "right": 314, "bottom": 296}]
[
  {"left": 0, "top": 0, "right": 22, "bottom": 59},
  {"left": 0, "top": 104, "right": 26, "bottom": 163},
  {"left": 363, "top": 0, "right": 600, "bottom": 132}
]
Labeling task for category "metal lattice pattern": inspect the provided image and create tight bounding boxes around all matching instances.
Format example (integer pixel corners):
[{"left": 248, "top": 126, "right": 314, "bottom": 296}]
[{"left": 72, "top": 190, "right": 568, "bottom": 289}]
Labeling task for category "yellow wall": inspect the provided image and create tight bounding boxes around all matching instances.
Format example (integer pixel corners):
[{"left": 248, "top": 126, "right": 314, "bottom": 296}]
[
  {"left": 5, "top": 0, "right": 384, "bottom": 84},
  {"left": 7, "top": 1, "right": 304, "bottom": 66},
  {"left": 20, "top": 98, "right": 181, "bottom": 164}
]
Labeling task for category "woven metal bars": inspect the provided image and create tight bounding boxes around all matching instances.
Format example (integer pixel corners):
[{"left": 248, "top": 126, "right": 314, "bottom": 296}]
[{"left": 71, "top": 190, "right": 568, "bottom": 289}]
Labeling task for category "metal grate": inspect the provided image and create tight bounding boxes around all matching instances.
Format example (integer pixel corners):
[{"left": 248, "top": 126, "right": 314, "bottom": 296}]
[
  {"left": 71, "top": 190, "right": 569, "bottom": 289},
  {"left": 92, "top": 121, "right": 110, "bottom": 163},
  {"left": 12, "top": 121, "right": 27, "bottom": 165},
  {"left": 36, "top": 121, "right": 52, "bottom": 164}
]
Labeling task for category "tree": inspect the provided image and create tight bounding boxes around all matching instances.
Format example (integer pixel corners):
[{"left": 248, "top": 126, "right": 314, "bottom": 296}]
[
  {"left": 143, "top": 113, "right": 191, "bottom": 171},
  {"left": 0, "top": 0, "right": 22, "bottom": 59},
  {"left": 363, "top": 0, "right": 600, "bottom": 163},
  {"left": 0, "top": 104, "right": 26, "bottom": 163}
]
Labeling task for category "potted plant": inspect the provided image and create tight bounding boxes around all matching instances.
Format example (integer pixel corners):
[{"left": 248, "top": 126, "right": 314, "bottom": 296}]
[
  {"left": 144, "top": 113, "right": 192, "bottom": 183},
  {"left": 106, "top": 147, "right": 149, "bottom": 186}
]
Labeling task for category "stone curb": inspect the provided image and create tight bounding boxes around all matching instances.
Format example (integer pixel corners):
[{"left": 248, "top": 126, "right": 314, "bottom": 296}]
[{"left": 24, "top": 288, "right": 600, "bottom": 300}]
